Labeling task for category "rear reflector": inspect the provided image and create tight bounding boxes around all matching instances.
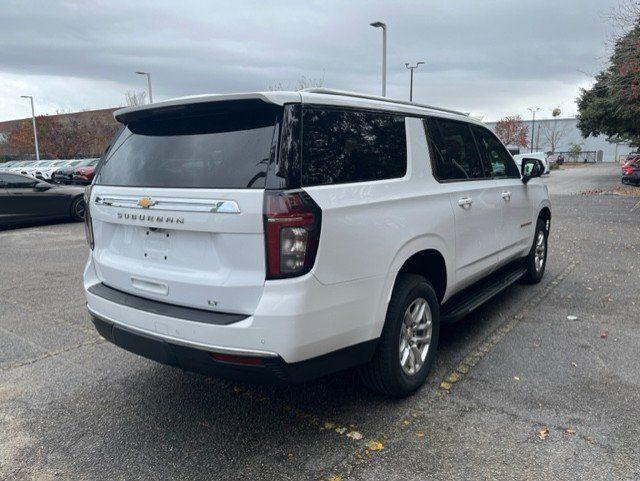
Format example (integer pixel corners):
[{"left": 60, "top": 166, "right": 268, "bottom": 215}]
[
  {"left": 210, "top": 353, "right": 263, "bottom": 366},
  {"left": 264, "top": 190, "right": 321, "bottom": 279}
]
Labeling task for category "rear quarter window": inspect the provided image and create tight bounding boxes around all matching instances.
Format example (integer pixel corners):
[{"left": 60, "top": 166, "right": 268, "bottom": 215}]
[{"left": 301, "top": 108, "right": 407, "bottom": 186}]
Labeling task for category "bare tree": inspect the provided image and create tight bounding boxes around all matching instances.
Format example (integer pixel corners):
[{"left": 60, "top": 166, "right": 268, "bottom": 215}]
[
  {"left": 268, "top": 75, "right": 325, "bottom": 91},
  {"left": 608, "top": 0, "right": 640, "bottom": 34},
  {"left": 124, "top": 90, "right": 148, "bottom": 106},
  {"left": 539, "top": 114, "right": 570, "bottom": 153}
]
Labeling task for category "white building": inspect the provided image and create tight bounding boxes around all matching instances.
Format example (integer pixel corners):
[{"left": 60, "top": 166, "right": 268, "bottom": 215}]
[{"left": 485, "top": 117, "right": 634, "bottom": 162}]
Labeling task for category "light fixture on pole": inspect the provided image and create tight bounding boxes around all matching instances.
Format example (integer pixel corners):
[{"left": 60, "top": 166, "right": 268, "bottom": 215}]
[
  {"left": 20, "top": 95, "right": 40, "bottom": 161},
  {"left": 135, "top": 71, "right": 153, "bottom": 103},
  {"left": 527, "top": 107, "right": 540, "bottom": 153},
  {"left": 404, "top": 61, "right": 424, "bottom": 101},
  {"left": 369, "top": 21, "right": 387, "bottom": 97}
]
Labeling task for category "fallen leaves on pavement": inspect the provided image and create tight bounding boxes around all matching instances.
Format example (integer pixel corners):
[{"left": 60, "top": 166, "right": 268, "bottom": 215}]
[
  {"left": 366, "top": 440, "right": 384, "bottom": 451},
  {"left": 537, "top": 427, "right": 550, "bottom": 440}
]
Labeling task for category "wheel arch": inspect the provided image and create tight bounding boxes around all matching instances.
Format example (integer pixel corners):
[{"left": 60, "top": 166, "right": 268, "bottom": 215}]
[
  {"left": 370, "top": 236, "right": 452, "bottom": 340},
  {"left": 396, "top": 249, "right": 447, "bottom": 303},
  {"left": 538, "top": 205, "right": 551, "bottom": 230}
]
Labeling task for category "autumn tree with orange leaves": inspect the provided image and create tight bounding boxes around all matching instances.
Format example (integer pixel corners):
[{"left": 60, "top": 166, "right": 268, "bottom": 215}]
[
  {"left": 494, "top": 115, "right": 529, "bottom": 148},
  {"left": 7, "top": 114, "right": 117, "bottom": 159}
]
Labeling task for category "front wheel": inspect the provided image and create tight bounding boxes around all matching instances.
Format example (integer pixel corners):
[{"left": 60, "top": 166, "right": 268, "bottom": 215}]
[
  {"left": 70, "top": 196, "right": 86, "bottom": 222},
  {"left": 360, "top": 274, "right": 440, "bottom": 398},
  {"left": 522, "top": 218, "right": 548, "bottom": 284}
]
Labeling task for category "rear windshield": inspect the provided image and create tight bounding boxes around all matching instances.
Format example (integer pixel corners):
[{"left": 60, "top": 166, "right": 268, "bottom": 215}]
[{"left": 96, "top": 105, "right": 279, "bottom": 189}]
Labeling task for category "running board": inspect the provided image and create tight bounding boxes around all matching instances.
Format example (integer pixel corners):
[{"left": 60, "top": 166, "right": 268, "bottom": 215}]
[{"left": 440, "top": 263, "right": 527, "bottom": 324}]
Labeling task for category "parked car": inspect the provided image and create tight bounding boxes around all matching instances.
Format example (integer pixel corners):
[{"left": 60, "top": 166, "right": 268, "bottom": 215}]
[
  {"left": 0, "top": 172, "right": 86, "bottom": 227},
  {"left": 83, "top": 89, "right": 550, "bottom": 398},
  {"left": 7, "top": 160, "right": 36, "bottom": 173},
  {"left": 546, "top": 153, "right": 565, "bottom": 165},
  {"left": 72, "top": 159, "right": 99, "bottom": 185},
  {"left": 35, "top": 160, "right": 75, "bottom": 181},
  {"left": 51, "top": 158, "right": 97, "bottom": 184},
  {"left": 621, "top": 157, "right": 640, "bottom": 186},
  {"left": 513, "top": 152, "right": 550, "bottom": 174},
  {"left": 21, "top": 160, "right": 53, "bottom": 177},
  {"left": 0, "top": 161, "right": 19, "bottom": 169}
]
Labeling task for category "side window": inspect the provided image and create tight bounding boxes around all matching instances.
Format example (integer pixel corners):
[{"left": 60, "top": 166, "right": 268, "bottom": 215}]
[
  {"left": 424, "top": 117, "right": 485, "bottom": 181},
  {"left": 471, "top": 126, "right": 520, "bottom": 178},
  {"left": 0, "top": 174, "right": 37, "bottom": 188},
  {"left": 301, "top": 108, "right": 407, "bottom": 186}
]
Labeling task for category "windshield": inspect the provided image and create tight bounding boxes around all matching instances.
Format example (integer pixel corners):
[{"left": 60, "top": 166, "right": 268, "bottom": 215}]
[{"left": 96, "top": 105, "right": 279, "bottom": 189}]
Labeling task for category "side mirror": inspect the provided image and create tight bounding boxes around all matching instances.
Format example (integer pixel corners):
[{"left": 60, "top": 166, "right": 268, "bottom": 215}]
[
  {"left": 521, "top": 158, "right": 544, "bottom": 184},
  {"left": 34, "top": 182, "right": 51, "bottom": 192}
]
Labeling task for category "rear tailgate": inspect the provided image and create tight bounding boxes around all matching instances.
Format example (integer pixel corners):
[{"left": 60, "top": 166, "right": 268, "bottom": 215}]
[{"left": 89, "top": 187, "right": 266, "bottom": 315}]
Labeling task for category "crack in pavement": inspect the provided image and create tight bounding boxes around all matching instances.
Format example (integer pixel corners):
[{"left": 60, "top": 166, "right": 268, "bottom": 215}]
[{"left": 0, "top": 337, "right": 104, "bottom": 373}]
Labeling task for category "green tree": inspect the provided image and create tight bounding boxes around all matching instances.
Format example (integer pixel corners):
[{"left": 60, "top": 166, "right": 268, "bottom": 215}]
[{"left": 577, "top": 16, "right": 640, "bottom": 145}]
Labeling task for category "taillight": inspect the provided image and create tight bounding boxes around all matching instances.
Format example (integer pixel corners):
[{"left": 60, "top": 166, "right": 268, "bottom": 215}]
[
  {"left": 264, "top": 190, "right": 321, "bottom": 279},
  {"left": 84, "top": 185, "right": 94, "bottom": 250}
]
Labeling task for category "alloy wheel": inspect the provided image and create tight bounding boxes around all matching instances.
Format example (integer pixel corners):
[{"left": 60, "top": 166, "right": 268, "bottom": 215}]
[
  {"left": 534, "top": 230, "right": 546, "bottom": 272},
  {"left": 399, "top": 297, "right": 432, "bottom": 376}
]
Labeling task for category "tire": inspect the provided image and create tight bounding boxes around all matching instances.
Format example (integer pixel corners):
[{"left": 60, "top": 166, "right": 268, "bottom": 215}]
[
  {"left": 522, "top": 218, "right": 548, "bottom": 284},
  {"left": 70, "top": 196, "right": 86, "bottom": 222},
  {"left": 360, "top": 274, "right": 440, "bottom": 398}
]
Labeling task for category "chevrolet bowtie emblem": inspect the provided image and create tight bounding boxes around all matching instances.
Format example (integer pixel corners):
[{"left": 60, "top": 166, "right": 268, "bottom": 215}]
[{"left": 137, "top": 197, "right": 157, "bottom": 208}]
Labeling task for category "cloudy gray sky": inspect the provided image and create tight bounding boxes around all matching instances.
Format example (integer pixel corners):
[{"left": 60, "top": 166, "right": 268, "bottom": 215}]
[{"left": 0, "top": 0, "right": 616, "bottom": 122}]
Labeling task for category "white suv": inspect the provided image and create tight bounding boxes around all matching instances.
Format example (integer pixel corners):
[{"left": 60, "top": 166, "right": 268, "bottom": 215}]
[{"left": 83, "top": 89, "right": 550, "bottom": 398}]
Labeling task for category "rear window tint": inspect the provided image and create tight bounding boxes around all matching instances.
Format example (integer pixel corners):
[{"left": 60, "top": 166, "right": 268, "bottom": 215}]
[
  {"left": 96, "top": 106, "right": 279, "bottom": 189},
  {"left": 301, "top": 108, "right": 407, "bottom": 186}
]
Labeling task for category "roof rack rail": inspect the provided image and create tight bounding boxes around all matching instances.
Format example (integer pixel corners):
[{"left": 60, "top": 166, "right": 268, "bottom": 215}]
[{"left": 300, "top": 88, "right": 468, "bottom": 117}]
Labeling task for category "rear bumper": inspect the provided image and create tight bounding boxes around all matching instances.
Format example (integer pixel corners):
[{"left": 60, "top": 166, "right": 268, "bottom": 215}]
[
  {"left": 84, "top": 255, "right": 384, "bottom": 369},
  {"left": 90, "top": 313, "right": 376, "bottom": 383}
]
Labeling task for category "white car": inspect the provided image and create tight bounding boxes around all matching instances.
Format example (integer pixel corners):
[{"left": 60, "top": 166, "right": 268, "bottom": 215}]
[
  {"left": 21, "top": 160, "right": 52, "bottom": 177},
  {"left": 513, "top": 152, "right": 550, "bottom": 174},
  {"left": 36, "top": 160, "right": 74, "bottom": 180},
  {"left": 7, "top": 160, "right": 36, "bottom": 173},
  {"left": 84, "top": 89, "right": 551, "bottom": 398}
]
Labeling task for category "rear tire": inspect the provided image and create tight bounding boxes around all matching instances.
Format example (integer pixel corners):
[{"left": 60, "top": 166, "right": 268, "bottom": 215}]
[
  {"left": 360, "top": 274, "right": 440, "bottom": 398},
  {"left": 522, "top": 218, "right": 548, "bottom": 284},
  {"left": 70, "top": 196, "right": 86, "bottom": 222}
]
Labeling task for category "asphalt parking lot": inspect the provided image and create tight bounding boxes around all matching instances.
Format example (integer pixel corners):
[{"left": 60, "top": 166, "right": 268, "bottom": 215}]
[{"left": 1, "top": 163, "right": 639, "bottom": 480}]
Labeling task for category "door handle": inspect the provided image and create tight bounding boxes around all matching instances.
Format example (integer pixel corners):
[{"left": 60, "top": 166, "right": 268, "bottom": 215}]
[
  {"left": 457, "top": 197, "right": 473, "bottom": 207},
  {"left": 501, "top": 191, "right": 511, "bottom": 200}
]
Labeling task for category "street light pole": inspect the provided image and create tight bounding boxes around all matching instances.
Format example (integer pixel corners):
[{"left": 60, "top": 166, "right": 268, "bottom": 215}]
[
  {"left": 404, "top": 61, "right": 424, "bottom": 101},
  {"left": 370, "top": 21, "right": 387, "bottom": 96},
  {"left": 20, "top": 95, "right": 40, "bottom": 161},
  {"left": 527, "top": 107, "right": 540, "bottom": 153},
  {"left": 135, "top": 71, "right": 153, "bottom": 103}
]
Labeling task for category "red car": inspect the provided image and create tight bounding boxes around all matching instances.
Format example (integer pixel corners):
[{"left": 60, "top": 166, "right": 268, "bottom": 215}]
[
  {"left": 621, "top": 155, "right": 640, "bottom": 186},
  {"left": 72, "top": 159, "right": 99, "bottom": 185}
]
